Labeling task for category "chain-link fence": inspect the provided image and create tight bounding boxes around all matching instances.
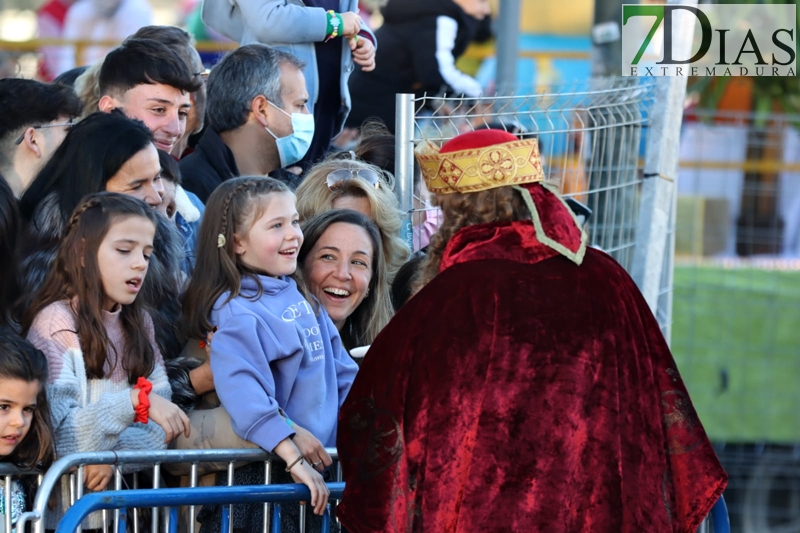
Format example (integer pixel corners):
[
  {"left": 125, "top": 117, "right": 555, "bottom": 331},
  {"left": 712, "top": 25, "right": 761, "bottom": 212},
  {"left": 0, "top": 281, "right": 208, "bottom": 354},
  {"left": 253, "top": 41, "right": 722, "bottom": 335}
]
[
  {"left": 672, "top": 110, "right": 800, "bottom": 532},
  {"left": 393, "top": 77, "right": 672, "bottom": 319}
]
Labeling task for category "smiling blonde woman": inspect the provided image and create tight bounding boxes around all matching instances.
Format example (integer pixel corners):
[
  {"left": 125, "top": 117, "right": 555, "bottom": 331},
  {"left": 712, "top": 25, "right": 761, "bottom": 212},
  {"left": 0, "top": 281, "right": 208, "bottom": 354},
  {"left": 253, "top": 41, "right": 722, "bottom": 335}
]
[{"left": 295, "top": 156, "right": 409, "bottom": 281}]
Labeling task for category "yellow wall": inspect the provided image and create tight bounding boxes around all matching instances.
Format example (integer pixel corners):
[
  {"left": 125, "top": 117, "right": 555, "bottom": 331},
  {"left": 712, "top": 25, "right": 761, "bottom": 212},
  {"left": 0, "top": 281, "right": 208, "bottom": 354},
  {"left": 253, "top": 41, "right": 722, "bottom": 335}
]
[{"left": 492, "top": 0, "right": 594, "bottom": 35}]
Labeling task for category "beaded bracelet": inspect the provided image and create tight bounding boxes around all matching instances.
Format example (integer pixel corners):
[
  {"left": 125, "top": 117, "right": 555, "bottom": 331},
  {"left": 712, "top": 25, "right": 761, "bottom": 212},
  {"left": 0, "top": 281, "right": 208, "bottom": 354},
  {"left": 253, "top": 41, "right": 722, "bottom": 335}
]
[{"left": 326, "top": 10, "right": 342, "bottom": 41}]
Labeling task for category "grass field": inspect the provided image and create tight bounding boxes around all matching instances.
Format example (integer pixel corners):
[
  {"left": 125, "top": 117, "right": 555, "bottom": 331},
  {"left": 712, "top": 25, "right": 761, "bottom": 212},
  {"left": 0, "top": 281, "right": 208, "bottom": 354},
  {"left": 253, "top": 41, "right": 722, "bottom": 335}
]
[{"left": 672, "top": 265, "right": 800, "bottom": 443}]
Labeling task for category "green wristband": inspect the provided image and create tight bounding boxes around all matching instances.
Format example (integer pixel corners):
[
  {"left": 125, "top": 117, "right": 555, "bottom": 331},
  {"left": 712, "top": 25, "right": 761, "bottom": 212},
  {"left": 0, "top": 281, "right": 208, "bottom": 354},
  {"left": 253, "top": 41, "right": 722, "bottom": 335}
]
[{"left": 326, "top": 11, "right": 334, "bottom": 36}]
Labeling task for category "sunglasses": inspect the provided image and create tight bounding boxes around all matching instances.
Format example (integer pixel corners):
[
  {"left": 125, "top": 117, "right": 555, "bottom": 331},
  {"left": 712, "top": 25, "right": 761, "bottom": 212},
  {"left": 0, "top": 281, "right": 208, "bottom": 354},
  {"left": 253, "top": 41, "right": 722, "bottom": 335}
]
[
  {"left": 326, "top": 168, "right": 386, "bottom": 191},
  {"left": 14, "top": 121, "right": 75, "bottom": 145},
  {"left": 194, "top": 68, "right": 211, "bottom": 83}
]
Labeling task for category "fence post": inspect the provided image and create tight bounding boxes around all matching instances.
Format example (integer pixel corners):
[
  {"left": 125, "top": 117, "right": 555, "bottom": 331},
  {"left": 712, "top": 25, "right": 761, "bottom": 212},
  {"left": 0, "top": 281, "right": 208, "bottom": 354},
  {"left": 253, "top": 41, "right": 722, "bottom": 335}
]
[
  {"left": 395, "top": 94, "right": 416, "bottom": 250},
  {"left": 630, "top": 0, "right": 696, "bottom": 334},
  {"left": 495, "top": 0, "right": 520, "bottom": 93}
]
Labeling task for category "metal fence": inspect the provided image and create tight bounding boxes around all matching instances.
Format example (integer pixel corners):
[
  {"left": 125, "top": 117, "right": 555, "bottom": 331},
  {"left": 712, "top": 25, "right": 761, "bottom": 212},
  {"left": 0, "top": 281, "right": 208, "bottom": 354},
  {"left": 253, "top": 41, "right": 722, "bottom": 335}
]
[
  {"left": 54, "top": 483, "right": 345, "bottom": 533},
  {"left": 671, "top": 110, "right": 800, "bottom": 532},
  {"left": 392, "top": 76, "right": 686, "bottom": 334},
  {"left": 0, "top": 463, "right": 42, "bottom": 533},
  {"left": 12, "top": 448, "right": 341, "bottom": 533}
]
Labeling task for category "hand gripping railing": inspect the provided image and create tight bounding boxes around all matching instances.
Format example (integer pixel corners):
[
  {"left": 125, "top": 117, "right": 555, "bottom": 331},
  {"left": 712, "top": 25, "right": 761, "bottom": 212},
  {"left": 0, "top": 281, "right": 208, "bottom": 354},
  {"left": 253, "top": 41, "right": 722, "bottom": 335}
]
[
  {"left": 16, "top": 448, "right": 339, "bottom": 533},
  {"left": 53, "top": 483, "right": 345, "bottom": 533}
]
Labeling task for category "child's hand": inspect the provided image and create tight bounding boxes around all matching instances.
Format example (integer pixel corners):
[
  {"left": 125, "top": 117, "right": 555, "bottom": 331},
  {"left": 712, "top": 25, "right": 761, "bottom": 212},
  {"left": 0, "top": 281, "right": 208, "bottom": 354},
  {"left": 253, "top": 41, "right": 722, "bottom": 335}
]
[
  {"left": 288, "top": 461, "right": 330, "bottom": 515},
  {"left": 84, "top": 464, "right": 113, "bottom": 491},
  {"left": 350, "top": 36, "right": 376, "bottom": 72},
  {"left": 340, "top": 12, "right": 362, "bottom": 39},
  {"left": 148, "top": 393, "right": 191, "bottom": 442},
  {"left": 291, "top": 424, "right": 332, "bottom": 471},
  {"left": 274, "top": 438, "right": 330, "bottom": 515}
]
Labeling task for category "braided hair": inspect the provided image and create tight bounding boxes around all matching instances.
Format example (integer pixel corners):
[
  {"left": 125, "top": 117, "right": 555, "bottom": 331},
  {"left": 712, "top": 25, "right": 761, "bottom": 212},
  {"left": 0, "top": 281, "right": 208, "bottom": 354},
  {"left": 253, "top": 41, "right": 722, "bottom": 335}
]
[
  {"left": 181, "top": 176, "right": 292, "bottom": 340},
  {"left": 22, "top": 192, "right": 159, "bottom": 384}
]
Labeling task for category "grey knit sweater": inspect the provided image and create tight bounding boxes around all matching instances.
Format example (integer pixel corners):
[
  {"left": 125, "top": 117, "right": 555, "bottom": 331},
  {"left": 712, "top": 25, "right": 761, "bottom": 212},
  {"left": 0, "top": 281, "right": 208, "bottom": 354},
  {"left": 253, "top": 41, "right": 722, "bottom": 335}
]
[{"left": 26, "top": 300, "right": 171, "bottom": 529}]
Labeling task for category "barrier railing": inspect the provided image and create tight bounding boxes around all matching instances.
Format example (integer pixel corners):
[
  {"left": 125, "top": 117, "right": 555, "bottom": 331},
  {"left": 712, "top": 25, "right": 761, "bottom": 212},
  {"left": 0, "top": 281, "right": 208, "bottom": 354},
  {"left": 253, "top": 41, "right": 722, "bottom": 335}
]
[
  {"left": 53, "top": 483, "right": 345, "bottom": 533},
  {"left": 0, "top": 464, "right": 42, "bottom": 533},
  {"left": 15, "top": 448, "right": 339, "bottom": 533},
  {"left": 0, "top": 39, "right": 238, "bottom": 70},
  {"left": 0, "top": 38, "right": 589, "bottom": 80},
  {"left": 6, "top": 448, "right": 728, "bottom": 531}
]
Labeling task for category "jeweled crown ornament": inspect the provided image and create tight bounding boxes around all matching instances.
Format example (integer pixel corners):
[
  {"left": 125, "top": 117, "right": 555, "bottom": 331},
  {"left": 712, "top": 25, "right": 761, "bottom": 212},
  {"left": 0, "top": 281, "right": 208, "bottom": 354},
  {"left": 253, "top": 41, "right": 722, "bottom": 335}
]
[{"left": 415, "top": 129, "right": 545, "bottom": 194}]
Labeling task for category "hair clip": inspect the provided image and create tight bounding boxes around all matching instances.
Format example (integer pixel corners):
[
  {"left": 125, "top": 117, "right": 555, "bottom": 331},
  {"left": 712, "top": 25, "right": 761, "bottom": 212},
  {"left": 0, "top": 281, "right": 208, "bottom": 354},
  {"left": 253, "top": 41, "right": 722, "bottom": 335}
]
[{"left": 217, "top": 234, "right": 226, "bottom": 248}]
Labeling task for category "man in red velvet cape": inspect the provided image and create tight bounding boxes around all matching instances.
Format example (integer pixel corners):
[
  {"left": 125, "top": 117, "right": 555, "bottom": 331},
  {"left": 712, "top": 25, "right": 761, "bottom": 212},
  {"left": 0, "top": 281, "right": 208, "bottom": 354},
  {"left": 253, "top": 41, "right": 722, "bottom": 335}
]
[{"left": 336, "top": 129, "right": 727, "bottom": 532}]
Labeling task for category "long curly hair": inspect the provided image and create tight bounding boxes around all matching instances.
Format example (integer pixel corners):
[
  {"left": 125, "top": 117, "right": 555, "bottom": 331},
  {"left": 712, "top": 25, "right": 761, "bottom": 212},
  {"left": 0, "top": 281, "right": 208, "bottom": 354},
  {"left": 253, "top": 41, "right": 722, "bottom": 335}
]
[
  {"left": 415, "top": 187, "right": 529, "bottom": 291},
  {"left": 295, "top": 157, "right": 409, "bottom": 281}
]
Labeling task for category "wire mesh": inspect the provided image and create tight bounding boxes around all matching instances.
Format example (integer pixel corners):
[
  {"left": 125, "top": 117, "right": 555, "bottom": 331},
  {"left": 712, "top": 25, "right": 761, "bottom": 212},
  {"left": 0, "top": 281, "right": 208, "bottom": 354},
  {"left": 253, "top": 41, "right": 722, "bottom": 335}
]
[
  {"left": 671, "top": 110, "right": 800, "bottom": 532},
  {"left": 405, "top": 78, "right": 658, "bottom": 274}
]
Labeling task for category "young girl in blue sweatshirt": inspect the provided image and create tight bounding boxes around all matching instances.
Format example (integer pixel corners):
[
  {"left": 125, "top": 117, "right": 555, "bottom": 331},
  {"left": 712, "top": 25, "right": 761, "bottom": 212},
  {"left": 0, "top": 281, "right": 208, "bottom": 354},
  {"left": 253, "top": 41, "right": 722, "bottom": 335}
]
[{"left": 182, "top": 176, "right": 358, "bottom": 517}]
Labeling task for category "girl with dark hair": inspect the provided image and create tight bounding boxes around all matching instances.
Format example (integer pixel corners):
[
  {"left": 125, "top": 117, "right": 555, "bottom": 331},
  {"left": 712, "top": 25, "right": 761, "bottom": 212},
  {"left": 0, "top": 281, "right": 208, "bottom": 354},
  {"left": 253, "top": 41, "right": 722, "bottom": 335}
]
[
  {"left": 22, "top": 192, "right": 189, "bottom": 530},
  {"left": 0, "top": 327, "right": 55, "bottom": 530},
  {"left": 16, "top": 111, "right": 187, "bottom": 362},
  {"left": 0, "top": 177, "right": 20, "bottom": 328},
  {"left": 181, "top": 176, "right": 358, "bottom": 529},
  {"left": 297, "top": 209, "right": 393, "bottom": 353}
]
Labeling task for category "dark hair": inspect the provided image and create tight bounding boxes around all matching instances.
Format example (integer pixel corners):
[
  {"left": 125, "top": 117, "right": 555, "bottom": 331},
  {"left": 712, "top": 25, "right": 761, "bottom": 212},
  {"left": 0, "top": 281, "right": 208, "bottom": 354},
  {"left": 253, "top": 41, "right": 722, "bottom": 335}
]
[
  {"left": 182, "top": 176, "right": 291, "bottom": 339},
  {"left": 53, "top": 66, "right": 90, "bottom": 89},
  {"left": 0, "top": 78, "right": 82, "bottom": 157},
  {"left": 0, "top": 176, "right": 20, "bottom": 327},
  {"left": 22, "top": 193, "right": 159, "bottom": 384},
  {"left": 297, "top": 209, "right": 393, "bottom": 349},
  {"left": 131, "top": 26, "right": 196, "bottom": 71},
  {"left": 19, "top": 111, "right": 154, "bottom": 226},
  {"left": 351, "top": 120, "right": 421, "bottom": 189},
  {"left": 99, "top": 38, "right": 201, "bottom": 98},
  {"left": 391, "top": 251, "right": 426, "bottom": 311},
  {"left": 0, "top": 327, "right": 54, "bottom": 469},
  {"left": 158, "top": 149, "right": 181, "bottom": 185},
  {"left": 353, "top": 120, "right": 395, "bottom": 172},
  {"left": 206, "top": 44, "right": 304, "bottom": 133}
]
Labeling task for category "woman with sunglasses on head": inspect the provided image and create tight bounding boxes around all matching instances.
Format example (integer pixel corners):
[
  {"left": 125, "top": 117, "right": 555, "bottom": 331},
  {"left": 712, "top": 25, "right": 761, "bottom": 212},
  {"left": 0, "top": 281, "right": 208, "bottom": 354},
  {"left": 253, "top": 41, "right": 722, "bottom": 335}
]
[{"left": 295, "top": 157, "right": 409, "bottom": 281}]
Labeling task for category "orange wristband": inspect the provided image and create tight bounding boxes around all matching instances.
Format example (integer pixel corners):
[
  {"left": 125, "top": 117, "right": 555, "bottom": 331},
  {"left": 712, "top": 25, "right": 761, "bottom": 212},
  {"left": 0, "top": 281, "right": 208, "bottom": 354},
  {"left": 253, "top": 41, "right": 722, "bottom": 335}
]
[{"left": 134, "top": 377, "right": 152, "bottom": 423}]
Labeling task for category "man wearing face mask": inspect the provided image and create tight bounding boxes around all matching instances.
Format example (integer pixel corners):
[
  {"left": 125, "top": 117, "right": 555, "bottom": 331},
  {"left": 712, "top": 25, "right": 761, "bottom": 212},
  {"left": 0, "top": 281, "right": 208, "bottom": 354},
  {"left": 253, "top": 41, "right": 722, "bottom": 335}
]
[{"left": 180, "top": 45, "right": 313, "bottom": 202}]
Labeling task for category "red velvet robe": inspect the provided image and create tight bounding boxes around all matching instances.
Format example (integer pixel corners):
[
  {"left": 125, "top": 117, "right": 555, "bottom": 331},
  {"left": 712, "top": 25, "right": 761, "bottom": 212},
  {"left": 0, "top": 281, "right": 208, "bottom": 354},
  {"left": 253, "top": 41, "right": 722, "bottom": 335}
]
[{"left": 336, "top": 191, "right": 727, "bottom": 532}]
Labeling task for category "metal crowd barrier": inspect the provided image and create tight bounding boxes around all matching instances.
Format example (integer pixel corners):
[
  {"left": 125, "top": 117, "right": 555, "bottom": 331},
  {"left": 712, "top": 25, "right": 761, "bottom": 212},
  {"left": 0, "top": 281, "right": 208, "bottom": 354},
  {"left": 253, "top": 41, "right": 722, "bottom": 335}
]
[
  {"left": 0, "top": 463, "right": 43, "bottom": 533},
  {"left": 53, "top": 483, "right": 345, "bottom": 533},
  {"left": 6, "top": 448, "right": 728, "bottom": 532},
  {"left": 14, "top": 448, "right": 339, "bottom": 533}
]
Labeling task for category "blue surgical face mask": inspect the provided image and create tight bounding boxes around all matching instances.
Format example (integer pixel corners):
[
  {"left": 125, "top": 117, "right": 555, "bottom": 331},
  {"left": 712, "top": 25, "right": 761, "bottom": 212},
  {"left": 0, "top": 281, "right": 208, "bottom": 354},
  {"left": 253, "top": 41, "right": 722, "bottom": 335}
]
[{"left": 265, "top": 101, "right": 315, "bottom": 167}]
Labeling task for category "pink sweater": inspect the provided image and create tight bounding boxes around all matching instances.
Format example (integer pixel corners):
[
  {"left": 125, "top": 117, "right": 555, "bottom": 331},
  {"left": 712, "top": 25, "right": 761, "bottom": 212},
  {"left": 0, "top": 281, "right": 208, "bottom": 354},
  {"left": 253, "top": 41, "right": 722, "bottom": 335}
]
[{"left": 26, "top": 300, "right": 172, "bottom": 529}]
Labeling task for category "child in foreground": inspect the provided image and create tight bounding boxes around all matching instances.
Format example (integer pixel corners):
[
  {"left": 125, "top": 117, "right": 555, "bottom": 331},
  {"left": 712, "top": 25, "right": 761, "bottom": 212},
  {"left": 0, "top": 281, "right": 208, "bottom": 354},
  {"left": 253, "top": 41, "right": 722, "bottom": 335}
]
[
  {"left": 0, "top": 328, "right": 54, "bottom": 532},
  {"left": 182, "top": 177, "right": 358, "bottom": 530},
  {"left": 23, "top": 192, "right": 190, "bottom": 529}
]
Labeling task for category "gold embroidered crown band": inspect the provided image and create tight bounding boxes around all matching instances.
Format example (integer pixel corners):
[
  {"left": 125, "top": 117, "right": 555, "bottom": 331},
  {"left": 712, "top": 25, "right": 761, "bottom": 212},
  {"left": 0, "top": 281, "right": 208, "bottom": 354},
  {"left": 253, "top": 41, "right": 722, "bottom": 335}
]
[{"left": 415, "top": 137, "right": 546, "bottom": 195}]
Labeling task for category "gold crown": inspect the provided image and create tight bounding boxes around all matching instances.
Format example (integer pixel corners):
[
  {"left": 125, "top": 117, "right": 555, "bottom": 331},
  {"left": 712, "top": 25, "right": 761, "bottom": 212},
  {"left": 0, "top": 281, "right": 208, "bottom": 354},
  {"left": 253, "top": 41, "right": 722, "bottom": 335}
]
[{"left": 415, "top": 137, "right": 545, "bottom": 194}]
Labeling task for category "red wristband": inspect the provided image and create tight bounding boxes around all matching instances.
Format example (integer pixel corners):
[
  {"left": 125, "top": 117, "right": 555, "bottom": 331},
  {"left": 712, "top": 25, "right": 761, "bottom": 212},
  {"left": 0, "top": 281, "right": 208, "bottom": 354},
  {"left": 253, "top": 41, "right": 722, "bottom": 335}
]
[{"left": 134, "top": 377, "right": 152, "bottom": 424}]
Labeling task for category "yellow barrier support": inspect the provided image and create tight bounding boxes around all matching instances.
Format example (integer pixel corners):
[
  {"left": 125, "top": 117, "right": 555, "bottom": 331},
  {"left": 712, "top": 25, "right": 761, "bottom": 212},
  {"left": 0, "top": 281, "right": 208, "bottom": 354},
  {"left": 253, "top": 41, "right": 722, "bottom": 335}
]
[
  {"left": 0, "top": 39, "right": 239, "bottom": 71},
  {"left": 0, "top": 38, "right": 587, "bottom": 78}
]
